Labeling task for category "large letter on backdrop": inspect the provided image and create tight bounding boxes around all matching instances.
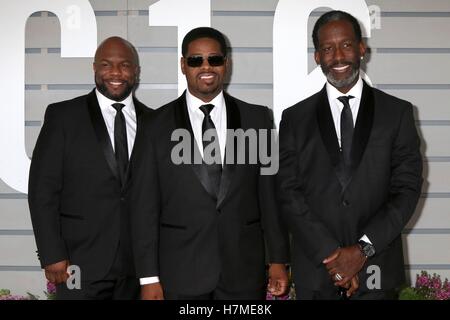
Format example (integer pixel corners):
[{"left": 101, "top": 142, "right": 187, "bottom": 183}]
[
  {"left": 148, "top": 0, "right": 211, "bottom": 96},
  {"left": 273, "top": 0, "right": 372, "bottom": 128},
  {"left": 0, "top": 0, "right": 97, "bottom": 193}
]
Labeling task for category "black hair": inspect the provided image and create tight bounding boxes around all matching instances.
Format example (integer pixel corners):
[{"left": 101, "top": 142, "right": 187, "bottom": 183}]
[
  {"left": 181, "top": 27, "right": 227, "bottom": 57},
  {"left": 312, "top": 10, "right": 362, "bottom": 50}
]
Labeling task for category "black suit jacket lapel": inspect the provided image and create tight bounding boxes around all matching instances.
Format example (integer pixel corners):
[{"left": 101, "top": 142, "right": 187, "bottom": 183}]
[
  {"left": 316, "top": 85, "right": 344, "bottom": 184},
  {"left": 174, "top": 92, "right": 218, "bottom": 200},
  {"left": 316, "top": 81, "right": 375, "bottom": 189},
  {"left": 217, "top": 92, "right": 241, "bottom": 209},
  {"left": 86, "top": 90, "right": 120, "bottom": 182},
  {"left": 349, "top": 81, "right": 374, "bottom": 177},
  {"left": 316, "top": 85, "right": 353, "bottom": 189},
  {"left": 124, "top": 97, "right": 150, "bottom": 190}
]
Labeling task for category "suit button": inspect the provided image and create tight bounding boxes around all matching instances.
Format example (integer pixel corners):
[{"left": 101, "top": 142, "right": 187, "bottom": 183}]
[
  {"left": 343, "top": 200, "right": 350, "bottom": 207},
  {"left": 120, "top": 197, "right": 125, "bottom": 201}
]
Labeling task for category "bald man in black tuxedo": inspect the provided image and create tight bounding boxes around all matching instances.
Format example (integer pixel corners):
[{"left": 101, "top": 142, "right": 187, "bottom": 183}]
[{"left": 29, "top": 37, "right": 153, "bottom": 299}]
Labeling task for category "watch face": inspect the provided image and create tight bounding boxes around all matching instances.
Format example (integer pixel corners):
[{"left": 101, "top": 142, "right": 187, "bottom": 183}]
[{"left": 364, "top": 244, "right": 376, "bottom": 257}]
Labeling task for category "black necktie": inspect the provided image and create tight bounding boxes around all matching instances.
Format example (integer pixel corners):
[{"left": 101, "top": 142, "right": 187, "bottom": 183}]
[
  {"left": 199, "top": 104, "right": 222, "bottom": 197},
  {"left": 112, "top": 103, "right": 128, "bottom": 186},
  {"left": 338, "top": 95, "right": 355, "bottom": 168}
]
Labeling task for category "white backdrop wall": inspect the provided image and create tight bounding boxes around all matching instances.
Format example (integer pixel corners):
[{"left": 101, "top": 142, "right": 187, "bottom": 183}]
[{"left": 0, "top": 0, "right": 449, "bottom": 297}]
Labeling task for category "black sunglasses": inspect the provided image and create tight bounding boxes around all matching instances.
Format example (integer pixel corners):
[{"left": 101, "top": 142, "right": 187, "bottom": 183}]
[{"left": 186, "top": 55, "right": 226, "bottom": 68}]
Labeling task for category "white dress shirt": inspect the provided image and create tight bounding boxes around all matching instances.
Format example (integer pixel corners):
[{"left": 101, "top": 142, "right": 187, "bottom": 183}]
[
  {"left": 325, "top": 77, "right": 373, "bottom": 246},
  {"left": 95, "top": 89, "right": 136, "bottom": 159},
  {"left": 326, "top": 76, "right": 363, "bottom": 148},
  {"left": 186, "top": 89, "right": 227, "bottom": 163},
  {"left": 140, "top": 90, "right": 228, "bottom": 286},
  {"left": 96, "top": 90, "right": 161, "bottom": 285}
]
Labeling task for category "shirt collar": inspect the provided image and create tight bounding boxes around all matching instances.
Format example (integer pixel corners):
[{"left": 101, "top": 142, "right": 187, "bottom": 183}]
[
  {"left": 186, "top": 90, "right": 225, "bottom": 116},
  {"left": 326, "top": 76, "right": 363, "bottom": 102},
  {"left": 95, "top": 88, "right": 134, "bottom": 113}
]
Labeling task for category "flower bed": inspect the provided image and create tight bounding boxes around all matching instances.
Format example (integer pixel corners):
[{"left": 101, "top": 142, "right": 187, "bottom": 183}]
[{"left": 399, "top": 271, "right": 450, "bottom": 300}]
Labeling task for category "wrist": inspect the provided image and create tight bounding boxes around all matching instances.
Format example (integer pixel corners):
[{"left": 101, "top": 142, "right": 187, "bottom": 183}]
[{"left": 357, "top": 240, "right": 376, "bottom": 258}]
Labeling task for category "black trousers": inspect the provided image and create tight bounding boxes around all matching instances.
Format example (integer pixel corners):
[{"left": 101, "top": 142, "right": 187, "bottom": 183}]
[
  {"left": 164, "top": 286, "right": 266, "bottom": 300},
  {"left": 56, "top": 246, "right": 139, "bottom": 300},
  {"left": 56, "top": 276, "right": 139, "bottom": 300},
  {"left": 295, "top": 286, "right": 398, "bottom": 300}
]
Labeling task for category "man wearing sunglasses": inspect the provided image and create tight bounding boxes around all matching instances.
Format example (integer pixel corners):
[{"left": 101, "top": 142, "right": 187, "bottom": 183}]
[{"left": 129, "top": 27, "right": 289, "bottom": 300}]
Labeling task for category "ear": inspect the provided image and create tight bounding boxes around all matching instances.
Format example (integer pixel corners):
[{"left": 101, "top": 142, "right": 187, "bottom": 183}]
[
  {"left": 359, "top": 41, "right": 367, "bottom": 58},
  {"left": 92, "top": 62, "right": 96, "bottom": 72},
  {"left": 134, "top": 65, "right": 141, "bottom": 79},
  {"left": 225, "top": 56, "right": 230, "bottom": 69},
  {"left": 180, "top": 57, "right": 186, "bottom": 75},
  {"left": 314, "top": 51, "right": 320, "bottom": 65}
]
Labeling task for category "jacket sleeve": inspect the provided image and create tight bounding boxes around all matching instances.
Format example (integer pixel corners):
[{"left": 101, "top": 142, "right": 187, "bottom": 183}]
[
  {"left": 129, "top": 115, "right": 160, "bottom": 278},
  {"left": 362, "top": 103, "right": 423, "bottom": 252},
  {"left": 28, "top": 104, "right": 68, "bottom": 267},
  {"left": 259, "top": 107, "right": 290, "bottom": 263}
]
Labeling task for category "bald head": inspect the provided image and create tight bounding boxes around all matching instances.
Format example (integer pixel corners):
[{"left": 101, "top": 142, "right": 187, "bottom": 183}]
[
  {"left": 95, "top": 37, "right": 139, "bottom": 66},
  {"left": 93, "top": 37, "right": 139, "bottom": 101}
]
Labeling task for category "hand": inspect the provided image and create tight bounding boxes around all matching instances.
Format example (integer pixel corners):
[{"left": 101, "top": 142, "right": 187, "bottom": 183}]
[
  {"left": 44, "top": 260, "right": 70, "bottom": 284},
  {"left": 338, "top": 274, "right": 359, "bottom": 299},
  {"left": 141, "top": 282, "right": 164, "bottom": 300},
  {"left": 323, "top": 244, "right": 366, "bottom": 287},
  {"left": 267, "top": 263, "right": 289, "bottom": 296},
  {"left": 346, "top": 275, "right": 359, "bottom": 297}
]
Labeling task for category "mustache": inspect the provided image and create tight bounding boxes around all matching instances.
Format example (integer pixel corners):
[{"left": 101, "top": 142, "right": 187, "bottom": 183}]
[
  {"left": 104, "top": 78, "right": 130, "bottom": 83},
  {"left": 198, "top": 72, "right": 217, "bottom": 76},
  {"left": 327, "top": 61, "right": 356, "bottom": 69}
]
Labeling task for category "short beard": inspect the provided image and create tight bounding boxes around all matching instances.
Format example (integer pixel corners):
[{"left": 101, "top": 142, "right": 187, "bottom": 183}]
[
  {"left": 95, "top": 80, "right": 134, "bottom": 102},
  {"left": 322, "top": 62, "right": 360, "bottom": 90}
]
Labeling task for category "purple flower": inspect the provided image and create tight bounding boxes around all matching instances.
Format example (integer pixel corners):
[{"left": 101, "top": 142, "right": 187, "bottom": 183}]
[
  {"left": 266, "top": 292, "right": 291, "bottom": 300},
  {"left": 46, "top": 281, "right": 56, "bottom": 294},
  {"left": 265, "top": 292, "right": 274, "bottom": 300},
  {"left": 402, "top": 271, "right": 450, "bottom": 300},
  {"left": 415, "top": 274, "right": 430, "bottom": 288},
  {"left": 435, "top": 289, "right": 450, "bottom": 300},
  {"left": 431, "top": 276, "right": 442, "bottom": 290},
  {"left": 443, "top": 280, "right": 450, "bottom": 291}
]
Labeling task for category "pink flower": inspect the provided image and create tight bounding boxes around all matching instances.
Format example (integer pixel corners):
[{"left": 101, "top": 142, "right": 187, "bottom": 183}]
[
  {"left": 431, "top": 275, "right": 442, "bottom": 290},
  {"left": 266, "top": 292, "right": 291, "bottom": 300},
  {"left": 435, "top": 289, "right": 450, "bottom": 300},
  {"left": 415, "top": 274, "right": 430, "bottom": 288},
  {"left": 402, "top": 271, "right": 450, "bottom": 300},
  {"left": 46, "top": 281, "right": 56, "bottom": 294},
  {"left": 443, "top": 280, "right": 450, "bottom": 291}
]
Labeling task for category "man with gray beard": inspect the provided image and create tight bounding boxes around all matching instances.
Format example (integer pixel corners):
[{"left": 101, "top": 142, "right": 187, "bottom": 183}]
[{"left": 276, "top": 11, "right": 422, "bottom": 299}]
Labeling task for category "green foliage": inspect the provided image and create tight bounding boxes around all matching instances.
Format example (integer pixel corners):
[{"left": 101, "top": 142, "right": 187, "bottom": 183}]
[{"left": 398, "top": 286, "right": 427, "bottom": 300}]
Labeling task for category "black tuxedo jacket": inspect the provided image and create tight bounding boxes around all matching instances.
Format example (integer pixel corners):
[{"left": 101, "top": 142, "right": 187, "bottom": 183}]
[
  {"left": 276, "top": 81, "right": 423, "bottom": 293},
  {"left": 130, "top": 92, "right": 289, "bottom": 295},
  {"left": 28, "top": 89, "right": 153, "bottom": 281}
]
